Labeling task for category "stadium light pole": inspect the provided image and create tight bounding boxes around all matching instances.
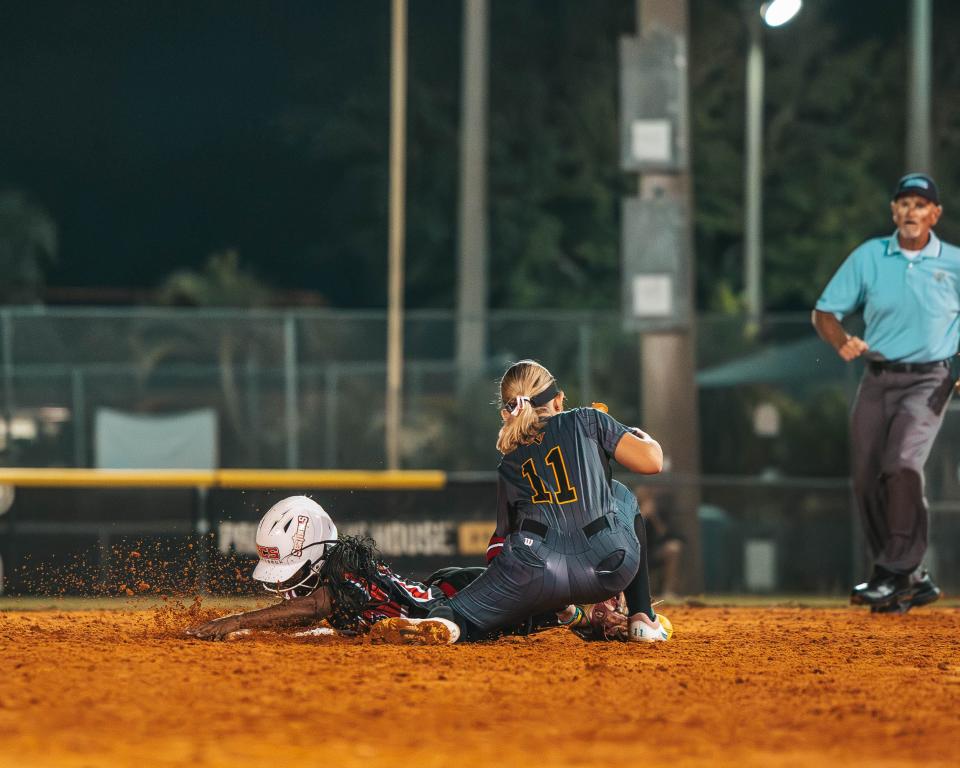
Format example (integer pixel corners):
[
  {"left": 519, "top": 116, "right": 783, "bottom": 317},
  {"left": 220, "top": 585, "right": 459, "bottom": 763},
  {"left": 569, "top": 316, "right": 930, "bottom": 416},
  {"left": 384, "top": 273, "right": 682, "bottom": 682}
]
[
  {"left": 744, "top": 0, "right": 802, "bottom": 320},
  {"left": 386, "top": 0, "right": 408, "bottom": 470},
  {"left": 456, "top": 0, "right": 489, "bottom": 398},
  {"left": 906, "top": 0, "right": 932, "bottom": 172}
]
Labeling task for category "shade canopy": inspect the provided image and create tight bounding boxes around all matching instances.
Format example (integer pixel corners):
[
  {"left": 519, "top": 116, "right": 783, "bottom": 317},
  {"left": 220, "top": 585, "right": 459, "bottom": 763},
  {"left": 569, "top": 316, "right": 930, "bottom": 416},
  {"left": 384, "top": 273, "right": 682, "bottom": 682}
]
[{"left": 696, "top": 335, "right": 848, "bottom": 388}]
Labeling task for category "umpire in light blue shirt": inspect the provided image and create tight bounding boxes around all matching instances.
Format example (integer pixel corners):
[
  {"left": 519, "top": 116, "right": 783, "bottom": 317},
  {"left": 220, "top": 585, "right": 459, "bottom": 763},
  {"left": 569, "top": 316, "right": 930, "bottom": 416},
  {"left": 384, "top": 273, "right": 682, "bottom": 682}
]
[{"left": 812, "top": 173, "right": 959, "bottom": 613}]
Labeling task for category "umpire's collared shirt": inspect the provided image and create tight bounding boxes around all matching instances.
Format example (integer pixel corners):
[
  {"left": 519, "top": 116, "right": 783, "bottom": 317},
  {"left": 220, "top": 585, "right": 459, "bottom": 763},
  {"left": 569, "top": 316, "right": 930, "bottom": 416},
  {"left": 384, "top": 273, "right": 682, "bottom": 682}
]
[{"left": 816, "top": 230, "right": 960, "bottom": 363}]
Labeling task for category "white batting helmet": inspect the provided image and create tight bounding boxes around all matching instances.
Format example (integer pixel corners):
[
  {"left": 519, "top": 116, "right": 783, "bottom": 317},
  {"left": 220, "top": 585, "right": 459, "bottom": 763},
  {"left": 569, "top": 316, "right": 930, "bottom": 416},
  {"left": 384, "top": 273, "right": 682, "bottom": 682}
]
[{"left": 251, "top": 496, "right": 338, "bottom": 598}]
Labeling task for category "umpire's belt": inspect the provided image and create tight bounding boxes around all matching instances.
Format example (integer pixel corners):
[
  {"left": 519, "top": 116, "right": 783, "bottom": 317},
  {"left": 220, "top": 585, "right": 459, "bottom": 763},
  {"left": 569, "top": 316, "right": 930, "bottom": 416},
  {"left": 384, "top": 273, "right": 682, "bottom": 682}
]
[
  {"left": 519, "top": 516, "right": 610, "bottom": 539},
  {"left": 868, "top": 359, "right": 950, "bottom": 375}
]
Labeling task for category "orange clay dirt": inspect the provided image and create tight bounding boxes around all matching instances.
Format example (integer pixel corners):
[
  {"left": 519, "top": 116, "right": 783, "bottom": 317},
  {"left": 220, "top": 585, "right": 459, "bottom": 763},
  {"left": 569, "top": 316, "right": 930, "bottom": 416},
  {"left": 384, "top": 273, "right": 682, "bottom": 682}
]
[{"left": 2, "top": 601, "right": 959, "bottom": 768}]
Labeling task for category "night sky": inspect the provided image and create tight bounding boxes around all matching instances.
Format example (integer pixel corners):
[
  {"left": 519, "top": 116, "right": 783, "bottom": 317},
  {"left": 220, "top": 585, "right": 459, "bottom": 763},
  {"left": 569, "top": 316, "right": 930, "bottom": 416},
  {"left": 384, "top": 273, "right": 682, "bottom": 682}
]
[{"left": 0, "top": 1, "right": 448, "bottom": 300}]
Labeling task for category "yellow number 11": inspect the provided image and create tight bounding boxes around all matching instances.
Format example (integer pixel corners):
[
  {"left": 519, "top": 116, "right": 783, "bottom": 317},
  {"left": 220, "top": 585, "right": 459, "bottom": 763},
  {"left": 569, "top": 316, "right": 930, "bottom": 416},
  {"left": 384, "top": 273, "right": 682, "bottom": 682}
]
[{"left": 520, "top": 446, "right": 579, "bottom": 505}]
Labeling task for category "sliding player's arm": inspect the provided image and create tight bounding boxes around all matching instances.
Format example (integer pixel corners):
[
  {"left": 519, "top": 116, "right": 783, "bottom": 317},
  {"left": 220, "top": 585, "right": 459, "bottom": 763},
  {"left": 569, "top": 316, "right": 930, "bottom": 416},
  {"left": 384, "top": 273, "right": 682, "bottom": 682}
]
[{"left": 185, "top": 587, "right": 333, "bottom": 641}]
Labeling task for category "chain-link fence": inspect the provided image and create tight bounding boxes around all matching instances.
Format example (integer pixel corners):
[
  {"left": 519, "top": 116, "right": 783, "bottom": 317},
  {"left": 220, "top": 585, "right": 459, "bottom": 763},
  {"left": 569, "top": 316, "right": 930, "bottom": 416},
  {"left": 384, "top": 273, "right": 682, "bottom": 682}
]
[
  {"left": 1, "top": 307, "right": 957, "bottom": 480},
  {"left": 0, "top": 307, "right": 645, "bottom": 470}
]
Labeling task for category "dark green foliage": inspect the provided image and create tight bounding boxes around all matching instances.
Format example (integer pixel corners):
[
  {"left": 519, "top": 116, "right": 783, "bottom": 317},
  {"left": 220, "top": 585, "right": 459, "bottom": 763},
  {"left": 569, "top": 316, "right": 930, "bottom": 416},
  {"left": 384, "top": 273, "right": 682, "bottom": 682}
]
[
  {"left": 0, "top": 190, "right": 57, "bottom": 304},
  {"left": 277, "top": 0, "right": 632, "bottom": 309},
  {"left": 155, "top": 249, "right": 272, "bottom": 308},
  {"left": 487, "top": 1, "right": 632, "bottom": 308},
  {"left": 278, "top": 2, "right": 460, "bottom": 308}
]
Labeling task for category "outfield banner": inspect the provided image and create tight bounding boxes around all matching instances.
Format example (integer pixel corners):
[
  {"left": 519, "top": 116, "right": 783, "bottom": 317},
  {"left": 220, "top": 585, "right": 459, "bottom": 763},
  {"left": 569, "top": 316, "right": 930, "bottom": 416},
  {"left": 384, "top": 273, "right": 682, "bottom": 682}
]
[
  {"left": 0, "top": 481, "right": 500, "bottom": 595},
  {"left": 208, "top": 484, "right": 499, "bottom": 579}
]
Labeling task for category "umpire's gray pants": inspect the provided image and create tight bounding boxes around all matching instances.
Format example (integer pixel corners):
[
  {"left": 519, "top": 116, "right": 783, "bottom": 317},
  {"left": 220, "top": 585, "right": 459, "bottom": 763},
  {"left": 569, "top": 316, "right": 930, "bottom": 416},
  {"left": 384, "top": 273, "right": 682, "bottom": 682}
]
[
  {"left": 850, "top": 364, "right": 952, "bottom": 574},
  {"left": 445, "top": 482, "right": 642, "bottom": 634}
]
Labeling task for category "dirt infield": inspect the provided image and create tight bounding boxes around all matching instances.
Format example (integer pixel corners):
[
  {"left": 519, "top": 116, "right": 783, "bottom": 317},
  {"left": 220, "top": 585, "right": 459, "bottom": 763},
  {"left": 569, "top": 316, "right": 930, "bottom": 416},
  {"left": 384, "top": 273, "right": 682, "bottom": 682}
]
[{"left": 2, "top": 602, "right": 959, "bottom": 768}]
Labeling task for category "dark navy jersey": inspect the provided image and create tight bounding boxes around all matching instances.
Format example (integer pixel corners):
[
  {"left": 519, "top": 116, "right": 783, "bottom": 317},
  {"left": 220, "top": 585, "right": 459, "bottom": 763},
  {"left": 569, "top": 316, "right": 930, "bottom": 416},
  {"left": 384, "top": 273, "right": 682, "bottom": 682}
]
[{"left": 494, "top": 407, "right": 630, "bottom": 539}]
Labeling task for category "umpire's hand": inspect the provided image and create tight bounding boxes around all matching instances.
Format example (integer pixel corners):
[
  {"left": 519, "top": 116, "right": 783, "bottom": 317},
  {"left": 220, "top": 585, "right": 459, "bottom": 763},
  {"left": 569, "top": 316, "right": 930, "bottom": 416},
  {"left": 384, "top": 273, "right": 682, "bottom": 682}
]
[{"left": 836, "top": 335, "right": 869, "bottom": 361}]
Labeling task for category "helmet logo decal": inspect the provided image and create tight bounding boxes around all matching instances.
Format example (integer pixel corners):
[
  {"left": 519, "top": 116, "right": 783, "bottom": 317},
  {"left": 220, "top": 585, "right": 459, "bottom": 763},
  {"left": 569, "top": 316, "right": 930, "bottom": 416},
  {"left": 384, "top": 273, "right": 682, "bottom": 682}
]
[
  {"left": 291, "top": 515, "right": 310, "bottom": 557},
  {"left": 257, "top": 545, "right": 281, "bottom": 561}
]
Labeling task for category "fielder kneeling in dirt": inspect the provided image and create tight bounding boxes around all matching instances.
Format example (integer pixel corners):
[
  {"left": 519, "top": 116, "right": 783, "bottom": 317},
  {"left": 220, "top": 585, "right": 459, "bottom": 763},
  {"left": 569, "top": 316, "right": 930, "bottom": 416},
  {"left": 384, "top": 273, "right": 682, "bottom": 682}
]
[
  {"left": 186, "top": 495, "right": 619, "bottom": 642},
  {"left": 369, "top": 360, "right": 672, "bottom": 646}
]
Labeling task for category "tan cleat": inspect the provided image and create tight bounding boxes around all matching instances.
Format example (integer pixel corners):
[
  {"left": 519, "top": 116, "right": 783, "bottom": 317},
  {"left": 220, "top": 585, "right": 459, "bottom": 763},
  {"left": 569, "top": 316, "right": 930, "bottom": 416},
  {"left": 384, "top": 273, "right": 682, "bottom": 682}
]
[{"left": 369, "top": 617, "right": 461, "bottom": 645}]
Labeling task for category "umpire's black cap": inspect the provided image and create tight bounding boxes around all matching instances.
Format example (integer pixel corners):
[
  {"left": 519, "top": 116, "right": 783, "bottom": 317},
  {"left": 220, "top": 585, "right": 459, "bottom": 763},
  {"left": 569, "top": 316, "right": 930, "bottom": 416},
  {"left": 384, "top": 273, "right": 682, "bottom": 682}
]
[{"left": 892, "top": 173, "right": 940, "bottom": 205}]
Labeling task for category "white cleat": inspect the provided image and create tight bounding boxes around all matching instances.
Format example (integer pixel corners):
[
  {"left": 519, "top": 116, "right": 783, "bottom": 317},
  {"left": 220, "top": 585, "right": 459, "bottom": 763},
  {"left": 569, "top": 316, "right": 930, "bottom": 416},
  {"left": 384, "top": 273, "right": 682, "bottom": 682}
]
[
  {"left": 629, "top": 612, "right": 673, "bottom": 643},
  {"left": 369, "top": 616, "right": 461, "bottom": 645}
]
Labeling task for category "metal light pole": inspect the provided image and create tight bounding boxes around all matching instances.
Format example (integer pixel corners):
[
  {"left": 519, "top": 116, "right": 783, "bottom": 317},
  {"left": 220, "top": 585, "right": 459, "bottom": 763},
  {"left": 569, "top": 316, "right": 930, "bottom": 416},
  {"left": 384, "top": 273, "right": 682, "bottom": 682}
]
[
  {"left": 386, "top": 0, "right": 408, "bottom": 470},
  {"left": 744, "top": 9, "right": 764, "bottom": 321},
  {"left": 906, "top": 0, "right": 932, "bottom": 172},
  {"left": 456, "top": 0, "right": 489, "bottom": 396},
  {"left": 743, "top": 0, "right": 802, "bottom": 320}
]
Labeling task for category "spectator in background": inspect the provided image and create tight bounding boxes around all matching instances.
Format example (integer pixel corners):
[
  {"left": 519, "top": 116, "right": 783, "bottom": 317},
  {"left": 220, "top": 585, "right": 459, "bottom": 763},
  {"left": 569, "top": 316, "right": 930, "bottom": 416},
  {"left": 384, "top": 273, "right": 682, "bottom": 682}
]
[{"left": 635, "top": 486, "right": 685, "bottom": 601}]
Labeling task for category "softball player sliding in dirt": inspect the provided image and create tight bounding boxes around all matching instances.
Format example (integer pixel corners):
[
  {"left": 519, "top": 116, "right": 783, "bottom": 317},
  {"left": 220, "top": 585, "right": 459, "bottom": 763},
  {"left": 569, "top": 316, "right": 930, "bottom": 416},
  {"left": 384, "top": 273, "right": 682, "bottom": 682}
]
[
  {"left": 186, "top": 496, "right": 456, "bottom": 640},
  {"left": 371, "top": 359, "right": 672, "bottom": 645},
  {"left": 185, "top": 496, "right": 574, "bottom": 641}
]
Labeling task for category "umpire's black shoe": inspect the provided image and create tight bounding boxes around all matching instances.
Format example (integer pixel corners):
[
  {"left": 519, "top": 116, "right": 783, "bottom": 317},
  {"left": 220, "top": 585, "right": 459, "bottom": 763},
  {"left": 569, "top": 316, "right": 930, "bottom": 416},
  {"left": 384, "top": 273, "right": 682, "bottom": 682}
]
[
  {"left": 871, "top": 571, "right": 942, "bottom": 614},
  {"left": 860, "top": 570, "right": 942, "bottom": 612},
  {"left": 908, "top": 570, "right": 942, "bottom": 606},
  {"left": 850, "top": 567, "right": 900, "bottom": 606}
]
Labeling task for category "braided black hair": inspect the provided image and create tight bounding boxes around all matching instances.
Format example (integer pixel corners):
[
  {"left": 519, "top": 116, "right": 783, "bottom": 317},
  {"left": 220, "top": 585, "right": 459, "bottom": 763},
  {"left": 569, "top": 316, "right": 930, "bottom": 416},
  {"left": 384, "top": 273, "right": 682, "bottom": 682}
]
[{"left": 318, "top": 535, "right": 387, "bottom": 632}]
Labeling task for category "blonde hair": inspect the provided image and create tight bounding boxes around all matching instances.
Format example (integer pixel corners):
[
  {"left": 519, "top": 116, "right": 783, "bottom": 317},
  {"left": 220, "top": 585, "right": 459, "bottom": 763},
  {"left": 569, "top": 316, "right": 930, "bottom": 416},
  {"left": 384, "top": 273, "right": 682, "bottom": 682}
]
[{"left": 496, "top": 360, "right": 560, "bottom": 455}]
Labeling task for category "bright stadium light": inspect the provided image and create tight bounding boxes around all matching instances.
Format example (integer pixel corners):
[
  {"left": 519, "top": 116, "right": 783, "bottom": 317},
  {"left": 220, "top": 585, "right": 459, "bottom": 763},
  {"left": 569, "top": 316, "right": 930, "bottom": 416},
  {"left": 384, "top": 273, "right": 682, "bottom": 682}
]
[
  {"left": 761, "top": 0, "right": 802, "bottom": 28},
  {"left": 744, "top": 0, "right": 803, "bottom": 318}
]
